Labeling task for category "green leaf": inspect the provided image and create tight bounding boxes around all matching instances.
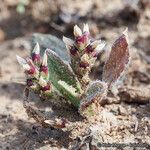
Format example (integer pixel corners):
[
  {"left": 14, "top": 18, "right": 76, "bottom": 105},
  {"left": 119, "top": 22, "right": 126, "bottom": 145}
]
[
  {"left": 79, "top": 81, "right": 107, "bottom": 111},
  {"left": 57, "top": 80, "right": 80, "bottom": 107},
  {"left": 46, "top": 49, "right": 81, "bottom": 107},
  {"left": 32, "top": 33, "right": 70, "bottom": 63}
]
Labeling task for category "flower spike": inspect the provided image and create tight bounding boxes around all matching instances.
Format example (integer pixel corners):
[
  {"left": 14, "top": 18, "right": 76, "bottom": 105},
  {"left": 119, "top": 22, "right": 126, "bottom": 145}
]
[{"left": 62, "top": 24, "right": 106, "bottom": 84}]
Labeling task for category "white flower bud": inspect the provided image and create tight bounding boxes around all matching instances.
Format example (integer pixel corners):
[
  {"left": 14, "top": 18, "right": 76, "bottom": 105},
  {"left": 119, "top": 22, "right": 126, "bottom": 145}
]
[
  {"left": 39, "top": 76, "right": 47, "bottom": 87},
  {"left": 95, "top": 41, "right": 106, "bottom": 53},
  {"left": 83, "top": 24, "right": 89, "bottom": 33},
  {"left": 23, "top": 64, "right": 31, "bottom": 71},
  {"left": 42, "top": 51, "right": 48, "bottom": 66},
  {"left": 74, "top": 25, "right": 82, "bottom": 37},
  {"left": 91, "top": 40, "right": 101, "bottom": 49},
  {"left": 16, "top": 55, "right": 30, "bottom": 71},
  {"left": 81, "top": 54, "right": 89, "bottom": 62},
  {"left": 63, "top": 36, "right": 74, "bottom": 47},
  {"left": 32, "top": 42, "right": 40, "bottom": 54}
]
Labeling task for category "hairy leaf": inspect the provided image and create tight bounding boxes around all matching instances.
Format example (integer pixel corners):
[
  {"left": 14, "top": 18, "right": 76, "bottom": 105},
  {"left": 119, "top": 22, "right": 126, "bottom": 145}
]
[
  {"left": 32, "top": 33, "right": 70, "bottom": 63},
  {"left": 57, "top": 80, "right": 80, "bottom": 107},
  {"left": 102, "top": 29, "right": 129, "bottom": 87},
  {"left": 46, "top": 49, "right": 81, "bottom": 107},
  {"left": 79, "top": 81, "right": 107, "bottom": 111}
]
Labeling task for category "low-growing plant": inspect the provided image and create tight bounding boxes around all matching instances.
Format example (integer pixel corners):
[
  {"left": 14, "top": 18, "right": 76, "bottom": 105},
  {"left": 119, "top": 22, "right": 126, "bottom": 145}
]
[{"left": 17, "top": 24, "right": 129, "bottom": 126}]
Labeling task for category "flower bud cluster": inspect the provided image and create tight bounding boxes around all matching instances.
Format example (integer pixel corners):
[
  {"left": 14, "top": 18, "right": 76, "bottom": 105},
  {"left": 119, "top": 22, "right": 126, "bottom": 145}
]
[
  {"left": 16, "top": 43, "right": 52, "bottom": 97},
  {"left": 63, "top": 24, "right": 105, "bottom": 85}
]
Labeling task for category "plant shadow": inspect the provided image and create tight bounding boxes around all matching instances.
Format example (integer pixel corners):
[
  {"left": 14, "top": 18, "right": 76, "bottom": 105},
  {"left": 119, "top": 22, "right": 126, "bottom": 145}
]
[
  {"left": 0, "top": 114, "right": 71, "bottom": 150},
  {"left": 27, "top": 91, "right": 84, "bottom": 123},
  {"left": 0, "top": 82, "right": 25, "bottom": 100}
]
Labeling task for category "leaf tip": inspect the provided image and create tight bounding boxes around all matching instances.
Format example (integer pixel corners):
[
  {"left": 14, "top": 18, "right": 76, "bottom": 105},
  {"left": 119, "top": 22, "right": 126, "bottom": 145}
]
[
  {"left": 32, "top": 42, "right": 40, "bottom": 54},
  {"left": 74, "top": 25, "right": 82, "bottom": 37},
  {"left": 123, "top": 27, "right": 129, "bottom": 44},
  {"left": 42, "top": 51, "right": 48, "bottom": 66},
  {"left": 16, "top": 55, "right": 26, "bottom": 66},
  {"left": 83, "top": 23, "right": 89, "bottom": 33}
]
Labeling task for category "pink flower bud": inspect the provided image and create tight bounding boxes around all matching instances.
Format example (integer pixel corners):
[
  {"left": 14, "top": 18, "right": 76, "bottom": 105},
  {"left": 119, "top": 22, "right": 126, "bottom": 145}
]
[
  {"left": 27, "top": 78, "right": 39, "bottom": 91},
  {"left": 85, "top": 40, "right": 105, "bottom": 57},
  {"left": 26, "top": 58, "right": 39, "bottom": 78},
  {"left": 41, "top": 83, "right": 51, "bottom": 92},
  {"left": 40, "top": 65, "right": 48, "bottom": 75},
  {"left": 26, "top": 65, "right": 36, "bottom": 75},
  {"left": 79, "top": 61, "right": 90, "bottom": 68},
  {"left": 75, "top": 32, "right": 90, "bottom": 50},
  {"left": 84, "top": 45, "right": 94, "bottom": 53},
  {"left": 39, "top": 77, "right": 52, "bottom": 95},
  {"left": 40, "top": 82, "right": 52, "bottom": 96},
  {"left": 62, "top": 36, "right": 78, "bottom": 57},
  {"left": 26, "top": 79, "right": 34, "bottom": 87},
  {"left": 31, "top": 53, "right": 41, "bottom": 63},
  {"left": 31, "top": 43, "right": 41, "bottom": 64},
  {"left": 91, "top": 51, "right": 99, "bottom": 57},
  {"left": 16, "top": 55, "right": 39, "bottom": 78},
  {"left": 70, "top": 46, "right": 78, "bottom": 56},
  {"left": 40, "top": 52, "right": 49, "bottom": 78}
]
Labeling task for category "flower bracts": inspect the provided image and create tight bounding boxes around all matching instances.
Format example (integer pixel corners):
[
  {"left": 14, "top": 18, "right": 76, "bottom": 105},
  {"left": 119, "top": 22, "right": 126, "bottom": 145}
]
[
  {"left": 16, "top": 43, "right": 52, "bottom": 98},
  {"left": 63, "top": 24, "right": 105, "bottom": 87}
]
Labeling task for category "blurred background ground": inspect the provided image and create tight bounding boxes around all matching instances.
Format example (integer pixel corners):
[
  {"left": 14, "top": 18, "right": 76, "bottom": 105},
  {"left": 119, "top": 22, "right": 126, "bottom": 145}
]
[{"left": 0, "top": 0, "right": 150, "bottom": 149}]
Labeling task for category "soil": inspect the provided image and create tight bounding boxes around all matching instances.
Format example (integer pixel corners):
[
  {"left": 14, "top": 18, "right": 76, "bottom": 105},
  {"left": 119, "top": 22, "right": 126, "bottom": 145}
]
[{"left": 0, "top": 0, "right": 149, "bottom": 150}]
